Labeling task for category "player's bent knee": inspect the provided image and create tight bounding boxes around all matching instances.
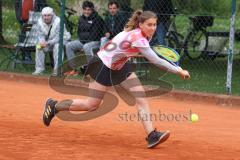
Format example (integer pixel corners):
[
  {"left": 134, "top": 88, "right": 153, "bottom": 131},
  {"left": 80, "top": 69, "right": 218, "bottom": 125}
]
[
  {"left": 86, "top": 100, "right": 101, "bottom": 111},
  {"left": 87, "top": 104, "right": 100, "bottom": 111}
]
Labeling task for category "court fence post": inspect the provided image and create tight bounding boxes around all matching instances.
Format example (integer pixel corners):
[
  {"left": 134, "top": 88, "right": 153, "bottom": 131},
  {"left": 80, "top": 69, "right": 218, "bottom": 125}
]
[
  {"left": 226, "top": 0, "right": 236, "bottom": 95},
  {"left": 57, "top": 0, "right": 65, "bottom": 76}
]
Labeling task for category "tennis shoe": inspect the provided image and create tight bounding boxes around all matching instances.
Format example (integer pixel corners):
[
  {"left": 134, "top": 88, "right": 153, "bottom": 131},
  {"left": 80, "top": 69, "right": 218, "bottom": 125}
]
[
  {"left": 43, "top": 98, "right": 58, "bottom": 127},
  {"left": 146, "top": 129, "right": 170, "bottom": 148}
]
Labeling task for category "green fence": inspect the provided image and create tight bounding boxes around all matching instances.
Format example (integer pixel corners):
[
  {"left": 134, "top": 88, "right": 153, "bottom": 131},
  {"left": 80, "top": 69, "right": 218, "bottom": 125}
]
[{"left": 0, "top": 0, "right": 239, "bottom": 95}]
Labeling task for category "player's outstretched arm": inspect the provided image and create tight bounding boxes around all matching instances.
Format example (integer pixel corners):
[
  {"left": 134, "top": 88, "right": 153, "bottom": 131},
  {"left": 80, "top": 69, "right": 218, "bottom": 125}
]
[
  {"left": 138, "top": 47, "right": 190, "bottom": 80},
  {"left": 138, "top": 47, "right": 181, "bottom": 73}
]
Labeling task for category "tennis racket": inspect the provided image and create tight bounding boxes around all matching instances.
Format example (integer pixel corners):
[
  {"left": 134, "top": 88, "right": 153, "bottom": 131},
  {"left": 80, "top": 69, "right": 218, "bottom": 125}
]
[{"left": 152, "top": 45, "right": 180, "bottom": 66}]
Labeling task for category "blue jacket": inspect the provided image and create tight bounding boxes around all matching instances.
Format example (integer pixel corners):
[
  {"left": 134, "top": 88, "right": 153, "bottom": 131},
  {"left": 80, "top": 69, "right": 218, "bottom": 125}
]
[{"left": 143, "top": 0, "right": 173, "bottom": 23}]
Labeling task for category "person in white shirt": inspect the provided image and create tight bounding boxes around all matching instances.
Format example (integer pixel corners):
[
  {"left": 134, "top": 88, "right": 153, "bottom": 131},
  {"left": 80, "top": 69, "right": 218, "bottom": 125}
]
[{"left": 32, "top": 7, "right": 71, "bottom": 76}]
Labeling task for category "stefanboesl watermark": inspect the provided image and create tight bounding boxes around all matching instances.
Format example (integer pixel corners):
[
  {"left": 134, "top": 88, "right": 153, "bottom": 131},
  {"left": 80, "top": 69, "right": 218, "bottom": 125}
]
[{"left": 118, "top": 109, "right": 196, "bottom": 122}]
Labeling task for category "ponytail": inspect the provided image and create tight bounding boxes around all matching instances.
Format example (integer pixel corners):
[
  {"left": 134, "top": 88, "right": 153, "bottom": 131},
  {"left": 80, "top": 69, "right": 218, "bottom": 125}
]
[
  {"left": 124, "top": 10, "right": 157, "bottom": 32},
  {"left": 124, "top": 10, "right": 143, "bottom": 32}
]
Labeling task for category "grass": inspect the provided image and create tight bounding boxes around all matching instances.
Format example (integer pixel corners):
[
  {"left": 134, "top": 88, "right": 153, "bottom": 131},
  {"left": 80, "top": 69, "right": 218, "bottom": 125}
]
[
  {"left": 1, "top": 4, "right": 240, "bottom": 96},
  {"left": 137, "top": 55, "right": 240, "bottom": 95},
  {"left": 163, "top": 57, "right": 240, "bottom": 95},
  {"left": 2, "top": 47, "right": 239, "bottom": 95},
  {"left": 0, "top": 48, "right": 54, "bottom": 76},
  {"left": 2, "top": 8, "right": 19, "bottom": 43},
  {"left": 1, "top": 49, "right": 239, "bottom": 97}
]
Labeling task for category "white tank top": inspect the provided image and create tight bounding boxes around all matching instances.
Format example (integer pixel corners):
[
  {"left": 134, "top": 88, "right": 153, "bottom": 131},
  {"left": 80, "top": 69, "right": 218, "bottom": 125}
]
[{"left": 97, "top": 28, "right": 150, "bottom": 70}]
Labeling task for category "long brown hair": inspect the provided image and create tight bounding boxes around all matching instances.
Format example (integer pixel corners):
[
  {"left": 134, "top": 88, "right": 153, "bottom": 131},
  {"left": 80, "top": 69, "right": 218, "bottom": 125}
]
[{"left": 124, "top": 10, "right": 157, "bottom": 32}]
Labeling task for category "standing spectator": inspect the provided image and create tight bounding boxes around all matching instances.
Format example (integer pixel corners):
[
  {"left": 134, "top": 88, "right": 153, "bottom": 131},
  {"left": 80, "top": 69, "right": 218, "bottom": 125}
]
[
  {"left": 143, "top": 0, "right": 173, "bottom": 45},
  {"left": 100, "top": 0, "right": 128, "bottom": 46},
  {"left": 32, "top": 7, "right": 71, "bottom": 76},
  {"left": 115, "top": 0, "right": 133, "bottom": 21},
  {"left": 64, "top": 0, "right": 105, "bottom": 76},
  {"left": 15, "top": 0, "right": 48, "bottom": 61},
  {"left": 15, "top": 0, "right": 47, "bottom": 24}
]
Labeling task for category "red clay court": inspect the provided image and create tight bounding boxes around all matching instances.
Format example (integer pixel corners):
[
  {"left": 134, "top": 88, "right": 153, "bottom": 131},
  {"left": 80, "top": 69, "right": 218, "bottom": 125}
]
[{"left": 0, "top": 74, "right": 240, "bottom": 160}]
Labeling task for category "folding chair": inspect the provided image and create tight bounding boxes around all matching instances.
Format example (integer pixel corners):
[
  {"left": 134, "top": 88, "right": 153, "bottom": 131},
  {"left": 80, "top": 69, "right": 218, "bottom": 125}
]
[
  {"left": 3, "top": 11, "right": 53, "bottom": 70},
  {"left": 10, "top": 11, "right": 41, "bottom": 70},
  {"left": 0, "top": 12, "right": 38, "bottom": 70}
]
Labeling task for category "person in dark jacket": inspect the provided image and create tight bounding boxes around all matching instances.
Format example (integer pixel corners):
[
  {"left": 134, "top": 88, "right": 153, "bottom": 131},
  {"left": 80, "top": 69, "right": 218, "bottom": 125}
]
[
  {"left": 65, "top": 0, "right": 105, "bottom": 75},
  {"left": 100, "top": 0, "right": 127, "bottom": 46},
  {"left": 143, "top": 0, "right": 173, "bottom": 45}
]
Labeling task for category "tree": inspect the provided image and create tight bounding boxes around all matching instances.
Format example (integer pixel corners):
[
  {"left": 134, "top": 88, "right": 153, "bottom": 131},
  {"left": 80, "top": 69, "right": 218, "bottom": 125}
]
[
  {"left": 116, "top": 0, "right": 132, "bottom": 11},
  {"left": 0, "top": 0, "right": 6, "bottom": 44}
]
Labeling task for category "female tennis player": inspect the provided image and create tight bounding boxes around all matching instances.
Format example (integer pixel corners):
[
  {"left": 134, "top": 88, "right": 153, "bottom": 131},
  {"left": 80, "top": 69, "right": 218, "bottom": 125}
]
[{"left": 42, "top": 10, "right": 190, "bottom": 148}]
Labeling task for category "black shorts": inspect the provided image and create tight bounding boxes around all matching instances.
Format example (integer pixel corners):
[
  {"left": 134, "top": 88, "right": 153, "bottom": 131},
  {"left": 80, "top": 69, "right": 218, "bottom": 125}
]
[{"left": 85, "top": 56, "right": 133, "bottom": 86}]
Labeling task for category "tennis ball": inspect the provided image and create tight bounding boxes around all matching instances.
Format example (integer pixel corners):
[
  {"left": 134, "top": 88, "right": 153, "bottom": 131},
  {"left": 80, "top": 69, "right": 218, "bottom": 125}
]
[
  {"left": 36, "top": 44, "right": 41, "bottom": 49},
  {"left": 191, "top": 113, "right": 199, "bottom": 122}
]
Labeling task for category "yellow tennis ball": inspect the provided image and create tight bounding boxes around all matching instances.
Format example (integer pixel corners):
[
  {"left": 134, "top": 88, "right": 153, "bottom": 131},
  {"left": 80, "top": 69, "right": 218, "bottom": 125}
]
[
  {"left": 191, "top": 113, "right": 199, "bottom": 122},
  {"left": 36, "top": 44, "right": 41, "bottom": 49}
]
